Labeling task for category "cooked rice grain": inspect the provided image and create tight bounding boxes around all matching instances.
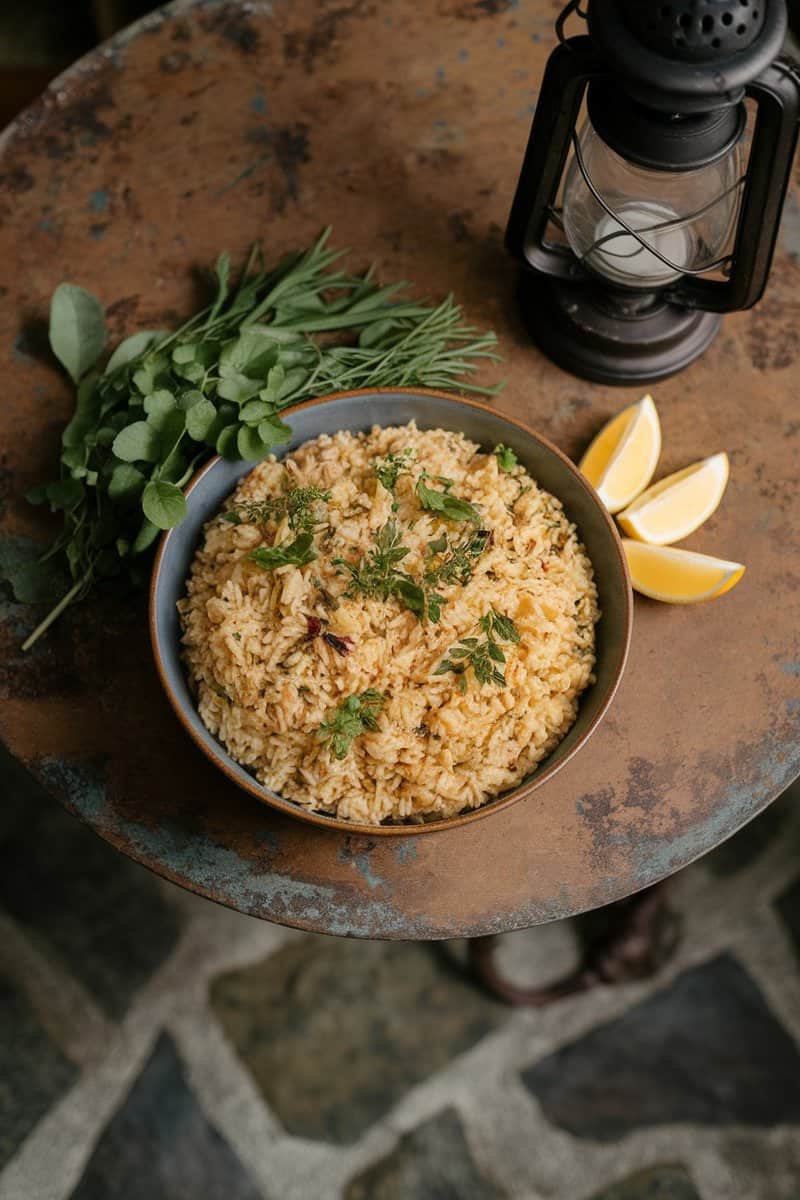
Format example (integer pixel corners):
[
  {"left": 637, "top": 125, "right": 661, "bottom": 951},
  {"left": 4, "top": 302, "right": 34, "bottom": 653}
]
[{"left": 178, "top": 422, "right": 599, "bottom": 824}]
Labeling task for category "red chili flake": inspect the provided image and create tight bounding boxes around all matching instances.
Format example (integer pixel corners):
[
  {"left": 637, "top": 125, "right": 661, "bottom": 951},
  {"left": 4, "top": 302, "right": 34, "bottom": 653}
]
[
  {"left": 540, "top": 559, "right": 549, "bottom": 572},
  {"left": 323, "top": 632, "right": 354, "bottom": 657},
  {"left": 305, "top": 616, "right": 322, "bottom": 639}
]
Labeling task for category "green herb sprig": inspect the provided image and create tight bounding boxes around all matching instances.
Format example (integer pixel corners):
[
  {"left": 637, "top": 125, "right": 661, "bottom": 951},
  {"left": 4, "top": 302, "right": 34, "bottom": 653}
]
[
  {"left": 9, "top": 230, "right": 502, "bottom": 650},
  {"left": 317, "top": 689, "right": 386, "bottom": 759},
  {"left": 249, "top": 533, "right": 318, "bottom": 571},
  {"left": 493, "top": 444, "right": 518, "bottom": 473},
  {"left": 335, "top": 520, "right": 446, "bottom": 623},
  {"left": 434, "top": 609, "right": 520, "bottom": 692},
  {"left": 374, "top": 448, "right": 416, "bottom": 500},
  {"left": 224, "top": 486, "right": 331, "bottom": 533},
  {"left": 424, "top": 528, "right": 492, "bottom": 589},
  {"left": 415, "top": 473, "right": 481, "bottom": 525}
]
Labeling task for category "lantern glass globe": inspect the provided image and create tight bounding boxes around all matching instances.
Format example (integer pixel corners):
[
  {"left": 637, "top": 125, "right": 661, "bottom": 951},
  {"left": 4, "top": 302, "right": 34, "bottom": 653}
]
[{"left": 562, "top": 120, "right": 745, "bottom": 289}]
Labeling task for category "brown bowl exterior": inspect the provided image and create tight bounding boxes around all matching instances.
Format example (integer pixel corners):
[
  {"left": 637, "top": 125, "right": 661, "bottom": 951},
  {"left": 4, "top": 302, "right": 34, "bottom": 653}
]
[{"left": 150, "top": 388, "right": 632, "bottom": 835}]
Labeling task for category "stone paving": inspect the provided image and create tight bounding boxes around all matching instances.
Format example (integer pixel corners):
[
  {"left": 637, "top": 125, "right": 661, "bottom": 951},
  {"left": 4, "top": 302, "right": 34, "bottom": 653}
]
[{"left": 1, "top": 739, "right": 800, "bottom": 1200}]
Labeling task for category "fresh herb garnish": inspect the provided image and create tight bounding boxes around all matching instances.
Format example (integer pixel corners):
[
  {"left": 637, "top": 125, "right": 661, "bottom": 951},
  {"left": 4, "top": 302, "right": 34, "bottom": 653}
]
[
  {"left": 415, "top": 473, "right": 481, "bottom": 525},
  {"left": 12, "top": 230, "right": 502, "bottom": 650},
  {"left": 316, "top": 689, "right": 386, "bottom": 759},
  {"left": 374, "top": 448, "right": 416, "bottom": 496},
  {"left": 424, "top": 528, "right": 492, "bottom": 589},
  {"left": 249, "top": 532, "right": 317, "bottom": 571},
  {"left": 493, "top": 444, "right": 518, "bottom": 473},
  {"left": 335, "top": 520, "right": 445, "bottom": 623},
  {"left": 434, "top": 608, "right": 520, "bottom": 692},
  {"left": 335, "top": 519, "right": 410, "bottom": 601},
  {"left": 225, "top": 485, "right": 331, "bottom": 533}
]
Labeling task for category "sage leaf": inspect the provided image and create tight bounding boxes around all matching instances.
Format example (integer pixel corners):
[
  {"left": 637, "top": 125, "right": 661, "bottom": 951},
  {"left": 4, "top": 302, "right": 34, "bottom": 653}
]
[
  {"left": 142, "top": 479, "right": 188, "bottom": 530},
  {"left": 49, "top": 284, "right": 107, "bottom": 384},
  {"left": 105, "top": 330, "right": 167, "bottom": 375},
  {"left": 112, "top": 421, "right": 161, "bottom": 463}
]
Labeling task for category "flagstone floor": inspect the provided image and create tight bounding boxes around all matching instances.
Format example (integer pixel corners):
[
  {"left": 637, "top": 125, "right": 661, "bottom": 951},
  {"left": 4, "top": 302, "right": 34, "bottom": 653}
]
[{"left": 1, "top": 741, "right": 799, "bottom": 1200}]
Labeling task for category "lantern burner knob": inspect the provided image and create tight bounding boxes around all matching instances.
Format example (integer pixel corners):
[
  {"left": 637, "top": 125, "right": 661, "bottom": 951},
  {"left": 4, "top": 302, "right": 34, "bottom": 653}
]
[{"left": 621, "top": 0, "right": 766, "bottom": 62}]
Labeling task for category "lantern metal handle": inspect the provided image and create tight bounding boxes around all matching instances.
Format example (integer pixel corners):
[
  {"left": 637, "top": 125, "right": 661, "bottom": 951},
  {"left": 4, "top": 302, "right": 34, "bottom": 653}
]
[
  {"left": 667, "top": 60, "right": 800, "bottom": 313},
  {"left": 505, "top": 37, "right": 604, "bottom": 283}
]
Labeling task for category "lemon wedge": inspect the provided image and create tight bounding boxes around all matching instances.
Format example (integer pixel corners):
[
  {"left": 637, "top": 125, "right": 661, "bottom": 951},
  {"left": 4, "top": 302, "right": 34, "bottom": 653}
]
[
  {"left": 618, "top": 452, "right": 729, "bottom": 545},
  {"left": 579, "top": 395, "right": 661, "bottom": 514},
  {"left": 623, "top": 539, "right": 745, "bottom": 603}
]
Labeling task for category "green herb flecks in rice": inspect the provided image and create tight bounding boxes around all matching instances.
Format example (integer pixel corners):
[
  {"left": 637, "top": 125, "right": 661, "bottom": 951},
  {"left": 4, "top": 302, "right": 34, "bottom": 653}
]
[{"left": 317, "top": 690, "right": 386, "bottom": 759}]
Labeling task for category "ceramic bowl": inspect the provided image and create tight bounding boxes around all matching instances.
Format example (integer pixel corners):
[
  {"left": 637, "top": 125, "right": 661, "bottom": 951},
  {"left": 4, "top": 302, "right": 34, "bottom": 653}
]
[{"left": 150, "top": 388, "right": 632, "bottom": 835}]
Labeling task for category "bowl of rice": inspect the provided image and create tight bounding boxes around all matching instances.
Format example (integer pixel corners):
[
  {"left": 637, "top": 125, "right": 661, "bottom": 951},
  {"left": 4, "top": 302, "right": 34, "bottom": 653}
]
[{"left": 150, "top": 389, "right": 632, "bottom": 833}]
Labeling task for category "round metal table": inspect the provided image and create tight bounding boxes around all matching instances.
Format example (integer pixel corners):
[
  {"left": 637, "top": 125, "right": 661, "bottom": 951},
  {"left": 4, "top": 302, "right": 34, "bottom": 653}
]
[{"left": 1, "top": 0, "right": 798, "bottom": 940}]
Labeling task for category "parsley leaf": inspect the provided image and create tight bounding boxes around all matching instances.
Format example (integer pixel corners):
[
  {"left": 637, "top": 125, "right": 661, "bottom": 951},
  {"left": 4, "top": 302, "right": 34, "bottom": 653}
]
[
  {"left": 374, "top": 448, "right": 416, "bottom": 494},
  {"left": 335, "top": 520, "right": 445, "bottom": 623},
  {"left": 434, "top": 609, "right": 520, "bottom": 691},
  {"left": 493, "top": 444, "right": 518, "bottom": 473},
  {"left": 424, "top": 528, "right": 491, "bottom": 589},
  {"left": 316, "top": 689, "right": 386, "bottom": 759},
  {"left": 415, "top": 474, "right": 481, "bottom": 525},
  {"left": 335, "top": 519, "right": 410, "bottom": 601},
  {"left": 249, "top": 532, "right": 317, "bottom": 570}
]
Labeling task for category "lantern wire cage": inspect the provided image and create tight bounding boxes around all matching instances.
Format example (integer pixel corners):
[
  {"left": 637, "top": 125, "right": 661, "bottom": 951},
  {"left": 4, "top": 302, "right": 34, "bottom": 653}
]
[{"left": 548, "top": 0, "right": 752, "bottom": 283}]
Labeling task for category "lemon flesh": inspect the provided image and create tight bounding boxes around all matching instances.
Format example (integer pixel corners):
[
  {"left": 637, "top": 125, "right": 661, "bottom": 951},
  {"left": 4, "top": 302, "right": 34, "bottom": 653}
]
[
  {"left": 623, "top": 539, "right": 745, "bottom": 604},
  {"left": 579, "top": 395, "right": 661, "bottom": 514},
  {"left": 618, "top": 452, "right": 729, "bottom": 545}
]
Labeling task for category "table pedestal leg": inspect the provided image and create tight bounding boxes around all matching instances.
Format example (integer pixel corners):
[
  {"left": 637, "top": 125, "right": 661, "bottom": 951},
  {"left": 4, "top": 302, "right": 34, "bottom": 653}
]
[{"left": 467, "top": 882, "right": 680, "bottom": 1006}]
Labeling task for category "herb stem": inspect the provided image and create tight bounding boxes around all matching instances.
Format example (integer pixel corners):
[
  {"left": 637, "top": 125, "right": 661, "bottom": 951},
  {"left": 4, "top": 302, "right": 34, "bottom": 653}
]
[{"left": 21, "top": 570, "right": 93, "bottom": 653}]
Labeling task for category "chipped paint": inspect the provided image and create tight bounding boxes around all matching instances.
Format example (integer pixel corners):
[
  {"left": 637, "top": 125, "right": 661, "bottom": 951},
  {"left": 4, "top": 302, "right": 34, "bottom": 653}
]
[
  {"left": 88, "top": 188, "right": 109, "bottom": 212},
  {"left": 339, "top": 840, "right": 384, "bottom": 891},
  {"left": 35, "top": 755, "right": 437, "bottom": 939},
  {"left": 396, "top": 841, "right": 419, "bottom": 866}
]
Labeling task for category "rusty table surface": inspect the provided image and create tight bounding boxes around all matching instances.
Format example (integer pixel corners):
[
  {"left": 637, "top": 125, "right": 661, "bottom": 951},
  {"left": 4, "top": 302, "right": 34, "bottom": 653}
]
[{"left": 1, "top": 0, "right": 798, "bottom": 940}]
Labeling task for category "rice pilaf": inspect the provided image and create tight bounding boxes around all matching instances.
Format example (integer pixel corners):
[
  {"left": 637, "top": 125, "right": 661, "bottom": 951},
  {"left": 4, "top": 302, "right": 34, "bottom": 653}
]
[{"left": 178, "top": 422, "right": 599, "bottom": 824}]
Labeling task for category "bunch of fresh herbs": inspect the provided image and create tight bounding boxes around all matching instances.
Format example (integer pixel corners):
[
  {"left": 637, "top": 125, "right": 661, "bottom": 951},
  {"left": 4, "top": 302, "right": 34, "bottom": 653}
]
[{"left": 7, "top": 230, "right": 502, "bottom": 650}]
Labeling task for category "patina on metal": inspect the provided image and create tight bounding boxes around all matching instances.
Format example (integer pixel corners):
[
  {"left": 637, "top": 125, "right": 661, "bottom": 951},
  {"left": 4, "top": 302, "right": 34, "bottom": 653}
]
[{"left": 0, "top": 0, "right": 798, "bottom": 941}]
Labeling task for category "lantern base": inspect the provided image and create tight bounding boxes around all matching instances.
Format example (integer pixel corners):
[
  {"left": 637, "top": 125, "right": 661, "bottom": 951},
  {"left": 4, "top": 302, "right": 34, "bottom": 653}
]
[{"left": 518, "top": 276, "right": 722, "bottom": 386}]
